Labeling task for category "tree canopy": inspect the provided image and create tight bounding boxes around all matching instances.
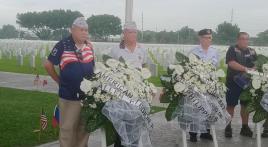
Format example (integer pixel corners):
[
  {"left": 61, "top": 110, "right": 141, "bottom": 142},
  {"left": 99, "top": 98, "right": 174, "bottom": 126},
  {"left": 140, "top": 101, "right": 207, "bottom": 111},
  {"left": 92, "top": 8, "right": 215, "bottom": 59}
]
[
  {"left": 87, "top": 14, "right": 122, "bottom": 41},
  {"left": 16, "top": 9, "right": 83, "bottom": 40},
  {"left": 214, "top": 21, "right": 240, "bottom": 45},
  {"left": 0, "top": 24, "right": 18, "bottom": 39}
]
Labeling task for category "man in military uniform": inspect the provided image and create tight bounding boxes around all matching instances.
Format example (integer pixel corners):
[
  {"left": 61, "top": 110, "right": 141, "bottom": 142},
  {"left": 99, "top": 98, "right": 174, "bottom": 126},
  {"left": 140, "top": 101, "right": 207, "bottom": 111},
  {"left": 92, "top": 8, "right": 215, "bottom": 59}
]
[{"left": 188, "top": 29, "right": 219, "bottom": 142}]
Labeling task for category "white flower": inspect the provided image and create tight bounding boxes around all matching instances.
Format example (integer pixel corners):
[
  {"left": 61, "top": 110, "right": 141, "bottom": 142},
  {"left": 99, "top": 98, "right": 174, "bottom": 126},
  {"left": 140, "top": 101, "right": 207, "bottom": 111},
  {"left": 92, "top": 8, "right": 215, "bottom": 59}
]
[
  {"left": 215, "top": 69, "right": 225, "bottom": 78},
  {"left": 105, "top": 59, "right": 120, "bottom": 67},
  {"left": 262, "top": 86, "right": 268, "bottom": 92},
  {"left": 80, "top": 79, "right": 92, "bottom": 93},
  {"left": 199, "top": 85, "right": 207, "bottom": 93},
  {"left": 89, "top": 103, "right": 97, "bottom": 108},
  {"left": 250, "top": 89, "right": 256, "bottom": 95},
  {"left": 252, "top": 77, "right": 261, "bottom": 89},
  {"left": 174, "top": 65, "right": 184, "bottom": 76},
  {"left": 183, "top": 74, "right": 191, "bottom": 81},
  {"left": 168, "top": 64, "right": 176, "bottom": 70},
  {"left": 141, "top": 68, "right": 152, "bottom": 79},
  {"left": 189, "top": 54, "right": 198, "bottom": 63},
  {"left": 263, "top": 64, "right": 268, "bottom": 73},
  {"left": 174, "top": 82, "right": 186, "bottom": 93}
]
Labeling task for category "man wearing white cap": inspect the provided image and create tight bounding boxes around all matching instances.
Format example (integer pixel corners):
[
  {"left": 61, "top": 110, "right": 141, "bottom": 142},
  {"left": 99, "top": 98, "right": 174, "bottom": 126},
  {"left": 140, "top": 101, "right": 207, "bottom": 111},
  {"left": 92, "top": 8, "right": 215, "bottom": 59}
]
[
  {"left": 110, "top": 21, "right": 148, "bottom": 147},
  {"left": 111, "top": 21, "right": 147, "bottom": 69},
  {"left": 44, "top": 17, "right": 94, "bottom": 147}
]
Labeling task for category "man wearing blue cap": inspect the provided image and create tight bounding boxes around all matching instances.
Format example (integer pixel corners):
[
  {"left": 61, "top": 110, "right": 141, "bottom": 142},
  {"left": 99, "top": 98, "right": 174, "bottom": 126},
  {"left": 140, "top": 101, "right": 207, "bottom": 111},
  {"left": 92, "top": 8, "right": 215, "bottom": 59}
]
[{"left": 44, "top": 17, "right": 94, "bottom": 147}]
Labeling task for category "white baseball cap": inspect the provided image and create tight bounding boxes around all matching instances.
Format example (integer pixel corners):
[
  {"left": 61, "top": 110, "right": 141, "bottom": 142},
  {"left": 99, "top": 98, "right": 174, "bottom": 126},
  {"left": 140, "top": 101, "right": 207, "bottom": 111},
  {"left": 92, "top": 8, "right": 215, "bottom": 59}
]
[{"left": 72, "top": 17, "right": 88, "bottom": 29}]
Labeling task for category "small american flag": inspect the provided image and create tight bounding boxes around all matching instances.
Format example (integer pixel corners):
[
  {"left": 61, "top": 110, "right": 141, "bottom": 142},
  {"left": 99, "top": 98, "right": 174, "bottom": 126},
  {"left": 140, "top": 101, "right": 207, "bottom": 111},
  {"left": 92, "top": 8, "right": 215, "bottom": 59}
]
[{"left": 40, "top": 108, "right": 48, "bottom": 130}]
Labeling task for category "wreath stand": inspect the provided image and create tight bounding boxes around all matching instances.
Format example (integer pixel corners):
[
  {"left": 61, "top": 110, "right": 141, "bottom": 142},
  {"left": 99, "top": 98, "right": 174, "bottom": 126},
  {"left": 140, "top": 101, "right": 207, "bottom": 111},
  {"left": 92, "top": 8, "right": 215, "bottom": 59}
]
[
  {"left": 100, "top": 128, "right": 146, "bottom": 147},
  {"left": 101, "top": 128, "right": 107, "bottom": 147},
  {"left": 255, "top": 121, "right": 264, "bottom": 147},
  {"left": 180, "top": 125, "right": 218, "bottom": 147}
]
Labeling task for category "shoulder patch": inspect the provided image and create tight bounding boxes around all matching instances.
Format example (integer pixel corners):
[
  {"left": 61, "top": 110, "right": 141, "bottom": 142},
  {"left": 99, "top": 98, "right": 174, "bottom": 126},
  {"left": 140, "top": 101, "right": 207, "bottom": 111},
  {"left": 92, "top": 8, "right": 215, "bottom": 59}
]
[{"left": 51, "top": 47, "right": 58, "bottom": 56}]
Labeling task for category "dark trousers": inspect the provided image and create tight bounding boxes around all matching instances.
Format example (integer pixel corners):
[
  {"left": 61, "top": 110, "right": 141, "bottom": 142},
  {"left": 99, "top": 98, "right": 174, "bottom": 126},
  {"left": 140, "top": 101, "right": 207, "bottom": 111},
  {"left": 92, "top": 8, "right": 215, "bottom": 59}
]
[
  {"left": 114, "top": 132, "right": 140, "bottom": 147},
  {"left": 189, "top": 129, "right": 211, "bottom": 137},
  {"left": 114, "top": 133, "right": 124, "bottom": 147},
  {"left": 264, "top": 119, "right": 268, "bottom": 131}
]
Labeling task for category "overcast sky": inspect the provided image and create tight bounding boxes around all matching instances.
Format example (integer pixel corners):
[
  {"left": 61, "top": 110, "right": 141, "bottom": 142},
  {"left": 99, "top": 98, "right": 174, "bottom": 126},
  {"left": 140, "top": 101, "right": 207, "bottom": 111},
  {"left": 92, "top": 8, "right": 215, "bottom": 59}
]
[{"left": 0, "top": 0, "right": 267, "bottom": 36}]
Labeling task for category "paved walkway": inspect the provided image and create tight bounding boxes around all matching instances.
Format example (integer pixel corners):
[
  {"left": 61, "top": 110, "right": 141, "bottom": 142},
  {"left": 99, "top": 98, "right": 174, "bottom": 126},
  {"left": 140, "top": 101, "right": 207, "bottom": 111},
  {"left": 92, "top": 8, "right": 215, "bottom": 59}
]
[
  {"left": 37, "top": 111, "right": 268, "bottom": 147},
  {"left": 0, "top": 71, "right": 268, "bottom": 147},
  {"left": 0, "top": 71, "right": 58, "bottom": 93}
]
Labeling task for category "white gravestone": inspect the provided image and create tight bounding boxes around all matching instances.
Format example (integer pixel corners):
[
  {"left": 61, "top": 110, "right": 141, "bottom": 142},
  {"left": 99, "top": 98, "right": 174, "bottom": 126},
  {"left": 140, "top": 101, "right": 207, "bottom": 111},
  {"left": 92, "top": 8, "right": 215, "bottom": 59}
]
[
  {"left": 149, "top": 63, "right": 158, "bottom": 77},
  {"left": 30, "top": 55, "right": 36, "bottom": 68},
  {"left": 40, "top": 49, "right": 46, "bottom": 58},
  {"left": 17, "top": 54, "right": 23, "bottom": 66}
]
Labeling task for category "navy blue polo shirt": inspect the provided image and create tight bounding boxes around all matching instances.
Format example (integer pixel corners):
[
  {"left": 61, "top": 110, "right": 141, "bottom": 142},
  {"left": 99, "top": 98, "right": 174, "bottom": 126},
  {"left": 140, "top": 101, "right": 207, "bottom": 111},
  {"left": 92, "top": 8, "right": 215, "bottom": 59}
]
[
  {"left": 226, "top": 45, "right": 257, "bottom": 84},
  {"left": 48, "top": 36, "right": 94, "bottom": 101}
]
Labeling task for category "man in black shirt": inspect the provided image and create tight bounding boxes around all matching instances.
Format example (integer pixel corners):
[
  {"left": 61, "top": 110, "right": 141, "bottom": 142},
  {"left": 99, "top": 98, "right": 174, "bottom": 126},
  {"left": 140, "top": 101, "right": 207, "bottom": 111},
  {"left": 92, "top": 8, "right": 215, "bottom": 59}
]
[{"left": 225, "top": 32, "right": 257, "bottom": 138}]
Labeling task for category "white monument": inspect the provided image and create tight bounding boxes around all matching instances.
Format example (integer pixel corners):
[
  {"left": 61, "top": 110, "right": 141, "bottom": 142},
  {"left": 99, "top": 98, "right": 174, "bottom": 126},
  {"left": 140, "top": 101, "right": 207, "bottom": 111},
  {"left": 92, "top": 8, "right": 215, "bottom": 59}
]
[{"left": 125, "top": 0, "right": 133, "bottom": 23}]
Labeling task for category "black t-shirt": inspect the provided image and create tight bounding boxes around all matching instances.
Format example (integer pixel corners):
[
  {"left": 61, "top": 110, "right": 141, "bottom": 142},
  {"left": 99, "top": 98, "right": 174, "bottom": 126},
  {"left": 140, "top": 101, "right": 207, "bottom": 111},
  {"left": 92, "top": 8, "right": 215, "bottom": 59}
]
[{"left": 226, "top": 45, "right": 257, "bottom": 83}]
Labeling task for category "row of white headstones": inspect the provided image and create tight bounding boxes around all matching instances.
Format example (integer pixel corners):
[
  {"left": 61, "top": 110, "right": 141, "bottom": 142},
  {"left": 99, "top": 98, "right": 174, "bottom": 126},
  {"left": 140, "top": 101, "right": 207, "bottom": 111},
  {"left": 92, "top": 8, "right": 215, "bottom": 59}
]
[
  {"left": 1, "top": 40, "right": 268, "bottom": 75},
  {"left": 0, "top": 40, "right": 163, "bottom": 76}
]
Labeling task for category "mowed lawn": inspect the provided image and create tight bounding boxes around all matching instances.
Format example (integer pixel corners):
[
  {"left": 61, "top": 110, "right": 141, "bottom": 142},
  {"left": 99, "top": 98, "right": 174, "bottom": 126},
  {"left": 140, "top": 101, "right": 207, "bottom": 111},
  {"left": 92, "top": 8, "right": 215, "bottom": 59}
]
[
  {"left": 0, "top": 87, "right": 166, "bottom": 147},
  {"left": 0, "top": 55, "right": 48, "bottom": 75},
  {"left": 0, "top": 87, "right": 58, "bottom": 147}
]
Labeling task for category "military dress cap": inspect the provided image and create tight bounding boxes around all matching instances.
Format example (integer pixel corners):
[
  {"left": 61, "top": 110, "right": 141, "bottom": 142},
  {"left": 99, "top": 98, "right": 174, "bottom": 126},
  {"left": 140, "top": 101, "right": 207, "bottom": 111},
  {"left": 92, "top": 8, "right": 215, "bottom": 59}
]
[
  {"left": 72, "top": 17, "right": 88, "bottom": 29},
  {"left": 198, "top": 29, "right": 212, "bottom": 36}
]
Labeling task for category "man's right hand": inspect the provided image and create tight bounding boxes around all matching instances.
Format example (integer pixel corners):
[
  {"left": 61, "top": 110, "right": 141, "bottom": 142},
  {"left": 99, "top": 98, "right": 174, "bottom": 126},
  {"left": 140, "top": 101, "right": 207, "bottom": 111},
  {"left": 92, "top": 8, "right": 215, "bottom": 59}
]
[{"left": 44, "top": 60, "right": 60, "bottom": 85}]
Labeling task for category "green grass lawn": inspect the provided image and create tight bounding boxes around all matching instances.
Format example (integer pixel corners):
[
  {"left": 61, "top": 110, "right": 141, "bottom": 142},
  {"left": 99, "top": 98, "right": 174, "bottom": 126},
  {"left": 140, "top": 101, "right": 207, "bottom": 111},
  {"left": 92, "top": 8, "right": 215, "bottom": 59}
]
[
  {"left": 150, "top": 106, "right": 166, "bottom": 114},
  {"left": 0, "top": 87, "right": 165, "bottom": 147},
  {"left": 0, "top": 55, "right": 48, "bottom": 75},
  {"left": 0, "top": 87, "right": 58, "bottom": 147}
]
